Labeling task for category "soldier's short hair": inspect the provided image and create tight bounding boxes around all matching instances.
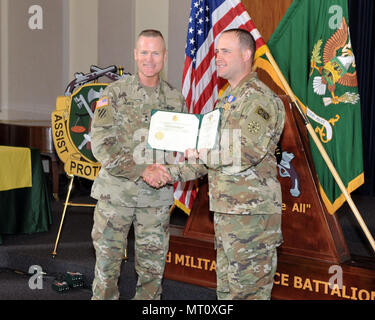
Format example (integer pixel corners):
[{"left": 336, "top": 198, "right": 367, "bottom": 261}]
[
  {"left": 137, "top": 29, "right": 165, "bottom": 41},
  {"left": 137, "top": 29, "right": 166, "bottom": 50},
  {"left": 222, "top": 28, "right": 255, "bottom": 61}
]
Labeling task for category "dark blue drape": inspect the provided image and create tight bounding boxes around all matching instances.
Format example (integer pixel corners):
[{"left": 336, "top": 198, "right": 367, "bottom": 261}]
[{"left": 349, "top": 0, "right": 375, "bottom": 196}]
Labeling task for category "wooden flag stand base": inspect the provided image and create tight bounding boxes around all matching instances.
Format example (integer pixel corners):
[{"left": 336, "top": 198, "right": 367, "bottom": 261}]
[{"left": 165, "top": 95, "right": 375, "bottom": 300}]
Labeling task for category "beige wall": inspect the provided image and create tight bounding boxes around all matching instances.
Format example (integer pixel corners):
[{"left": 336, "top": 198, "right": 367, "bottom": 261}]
[
  {"left": 1, "top": 0, "right": 64, "bottom": 120},
  {"left": 98, "top": 0, "right": 135, "bottom": 75},
  {"left": 0, "top": 0, "right": 191, "bottom": 121},
  {"left": 168, "top": 0, "right": 191, "bottom": 91},
  {"left": 69, "top": 0, "right": 98, "bottom": 80}
]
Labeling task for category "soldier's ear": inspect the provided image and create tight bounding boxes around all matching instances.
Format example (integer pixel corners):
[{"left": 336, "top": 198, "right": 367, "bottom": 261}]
[{"left": 242, "top": 48, "right": 252, "bottom": 62}]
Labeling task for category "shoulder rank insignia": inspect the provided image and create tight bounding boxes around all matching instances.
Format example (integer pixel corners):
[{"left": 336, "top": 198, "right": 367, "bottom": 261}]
[{"left": 256, "top": 106, "right": 270, "bottom": 121}]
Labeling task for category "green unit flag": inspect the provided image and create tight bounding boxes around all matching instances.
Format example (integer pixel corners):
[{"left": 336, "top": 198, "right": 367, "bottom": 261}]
[{"left": 256, "top": 0, "right": 364, "bottom": 214}]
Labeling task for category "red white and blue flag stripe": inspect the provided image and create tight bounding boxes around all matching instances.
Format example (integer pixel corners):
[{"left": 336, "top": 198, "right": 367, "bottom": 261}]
[{"left": 174, "top": 0, "right": 266, "bottom": 214}]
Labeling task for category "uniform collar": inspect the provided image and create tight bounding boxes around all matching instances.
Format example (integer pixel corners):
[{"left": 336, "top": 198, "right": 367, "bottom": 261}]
[
  {"left": 135, "top": 73, "right": 163, "bottom": 97},
  {"left": 229, "top": 72, "right": 257, "bottom": 92},
  {"left": 136, "top": 73, "right": 162, "bottom": 88},
  {"left": 219, "top": 72, "right": 257, "bottom": 109}
]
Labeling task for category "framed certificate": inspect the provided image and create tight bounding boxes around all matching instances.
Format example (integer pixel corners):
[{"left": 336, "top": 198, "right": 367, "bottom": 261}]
[{"left": 147, "top": 108, "right": 221, "bottom": 153}]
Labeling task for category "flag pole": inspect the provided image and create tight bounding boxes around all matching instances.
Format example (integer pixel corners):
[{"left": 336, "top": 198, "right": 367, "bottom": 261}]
[{"left": 264, "top": 49, "right": 375, "bottom": 254}]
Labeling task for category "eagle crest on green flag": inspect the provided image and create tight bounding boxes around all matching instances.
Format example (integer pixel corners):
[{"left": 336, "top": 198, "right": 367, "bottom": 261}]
[
  {"left": 256, "top": 0, "right": 364, "bottom": 214},
  {"left": 310, "top": 17, "right": 360, "bottom": 109}
]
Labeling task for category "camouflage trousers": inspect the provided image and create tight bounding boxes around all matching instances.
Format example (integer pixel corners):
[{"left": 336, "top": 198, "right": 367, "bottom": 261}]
[
  {"left": 214, "top": 212, "right": 282, "bottom": 300},
  {"left": 91, "top": 200, "right": 170, "bottom": 300}
]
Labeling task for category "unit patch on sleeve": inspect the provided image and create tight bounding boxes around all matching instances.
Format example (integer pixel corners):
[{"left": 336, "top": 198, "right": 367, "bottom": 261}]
[{"left": 97, "top": 108, "right": 107, "bottom": 119}]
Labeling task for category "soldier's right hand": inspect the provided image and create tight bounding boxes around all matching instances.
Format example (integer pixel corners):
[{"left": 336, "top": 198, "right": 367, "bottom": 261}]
[{"left": 142, "top": 164, "right": 172, "bottom": 189}]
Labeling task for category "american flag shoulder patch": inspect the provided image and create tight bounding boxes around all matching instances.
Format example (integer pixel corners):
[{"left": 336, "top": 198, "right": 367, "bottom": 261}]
[{"left": 96, "top": 96, "right": 109, "bottom": 109}]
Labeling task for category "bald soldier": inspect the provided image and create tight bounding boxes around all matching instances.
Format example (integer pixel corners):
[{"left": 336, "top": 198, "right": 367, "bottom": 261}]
[
  {"left": 186, "top": 29, "right": 285, "bottom": 299},
  {"left": 90, "top": 29, "right": 206, "bottom": 300}
]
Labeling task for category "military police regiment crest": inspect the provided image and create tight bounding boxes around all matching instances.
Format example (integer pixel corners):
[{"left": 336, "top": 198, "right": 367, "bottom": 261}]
[
  {"left": 51, "top": 65, "right": 128, "bottom": 257},
  {"left": 52, "top": 65, "right": 127, "bottom": 180}
]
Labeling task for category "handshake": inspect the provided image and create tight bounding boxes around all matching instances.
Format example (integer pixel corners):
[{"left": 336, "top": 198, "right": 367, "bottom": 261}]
[
  {"left": 141, "top": 164, "right": 172, "bottom": 189},
  {"left": 141, "top": 148, "right": 204, "bottom": 189}
]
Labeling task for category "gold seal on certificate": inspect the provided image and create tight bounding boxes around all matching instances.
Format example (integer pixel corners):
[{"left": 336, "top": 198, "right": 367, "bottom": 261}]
[
  {"left": 147, "top": 109, "right": 221, "bottom": 153},
  {"left": 155, "top": 131, "right": 164, "bottom": 140}
]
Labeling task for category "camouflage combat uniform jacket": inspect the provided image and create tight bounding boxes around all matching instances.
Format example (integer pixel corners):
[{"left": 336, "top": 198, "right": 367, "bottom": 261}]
[
  {"left": 203, "top": 72, "right": 285, "bottom": 215},
  {"left": 90, "top": 74, "right": 205, "bottom": 207}
]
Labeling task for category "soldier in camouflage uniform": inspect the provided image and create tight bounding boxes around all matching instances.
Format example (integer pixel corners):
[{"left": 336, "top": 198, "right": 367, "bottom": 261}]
[
  {"left": 90, "top": 30, "right": 206, "bottom": 300},
  {"left": 186, "top": 29, "right": 285, "bottom": 299}
]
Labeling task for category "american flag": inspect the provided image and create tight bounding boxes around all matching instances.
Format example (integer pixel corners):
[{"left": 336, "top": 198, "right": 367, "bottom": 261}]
[
  {"left": 95, "top": 96, "right": 108, "bottom": 109},
  {"left": 174, "top": 0, "right": 267, "bottom": 214}
]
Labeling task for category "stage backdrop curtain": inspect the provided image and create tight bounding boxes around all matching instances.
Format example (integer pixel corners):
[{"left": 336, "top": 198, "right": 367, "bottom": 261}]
[
  {"left": 349, "top": 0, "right": 375, "bottom": 196},
  {"left": 0, "top": 148, "right": 52, "bottom": 244}
]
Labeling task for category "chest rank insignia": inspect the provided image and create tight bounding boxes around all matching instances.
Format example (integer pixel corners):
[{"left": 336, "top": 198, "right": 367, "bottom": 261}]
[
  {"left": 248, "top": 120, "right": 260, "bottom": 134},
  {"left": 256, "top": 106, "right": 270, "bottom": 121}
]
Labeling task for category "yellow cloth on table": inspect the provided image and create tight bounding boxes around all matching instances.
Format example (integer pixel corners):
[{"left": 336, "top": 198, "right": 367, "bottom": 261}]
[{"left": 0, "top": 146, "right": 32, "bottom": 191}]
